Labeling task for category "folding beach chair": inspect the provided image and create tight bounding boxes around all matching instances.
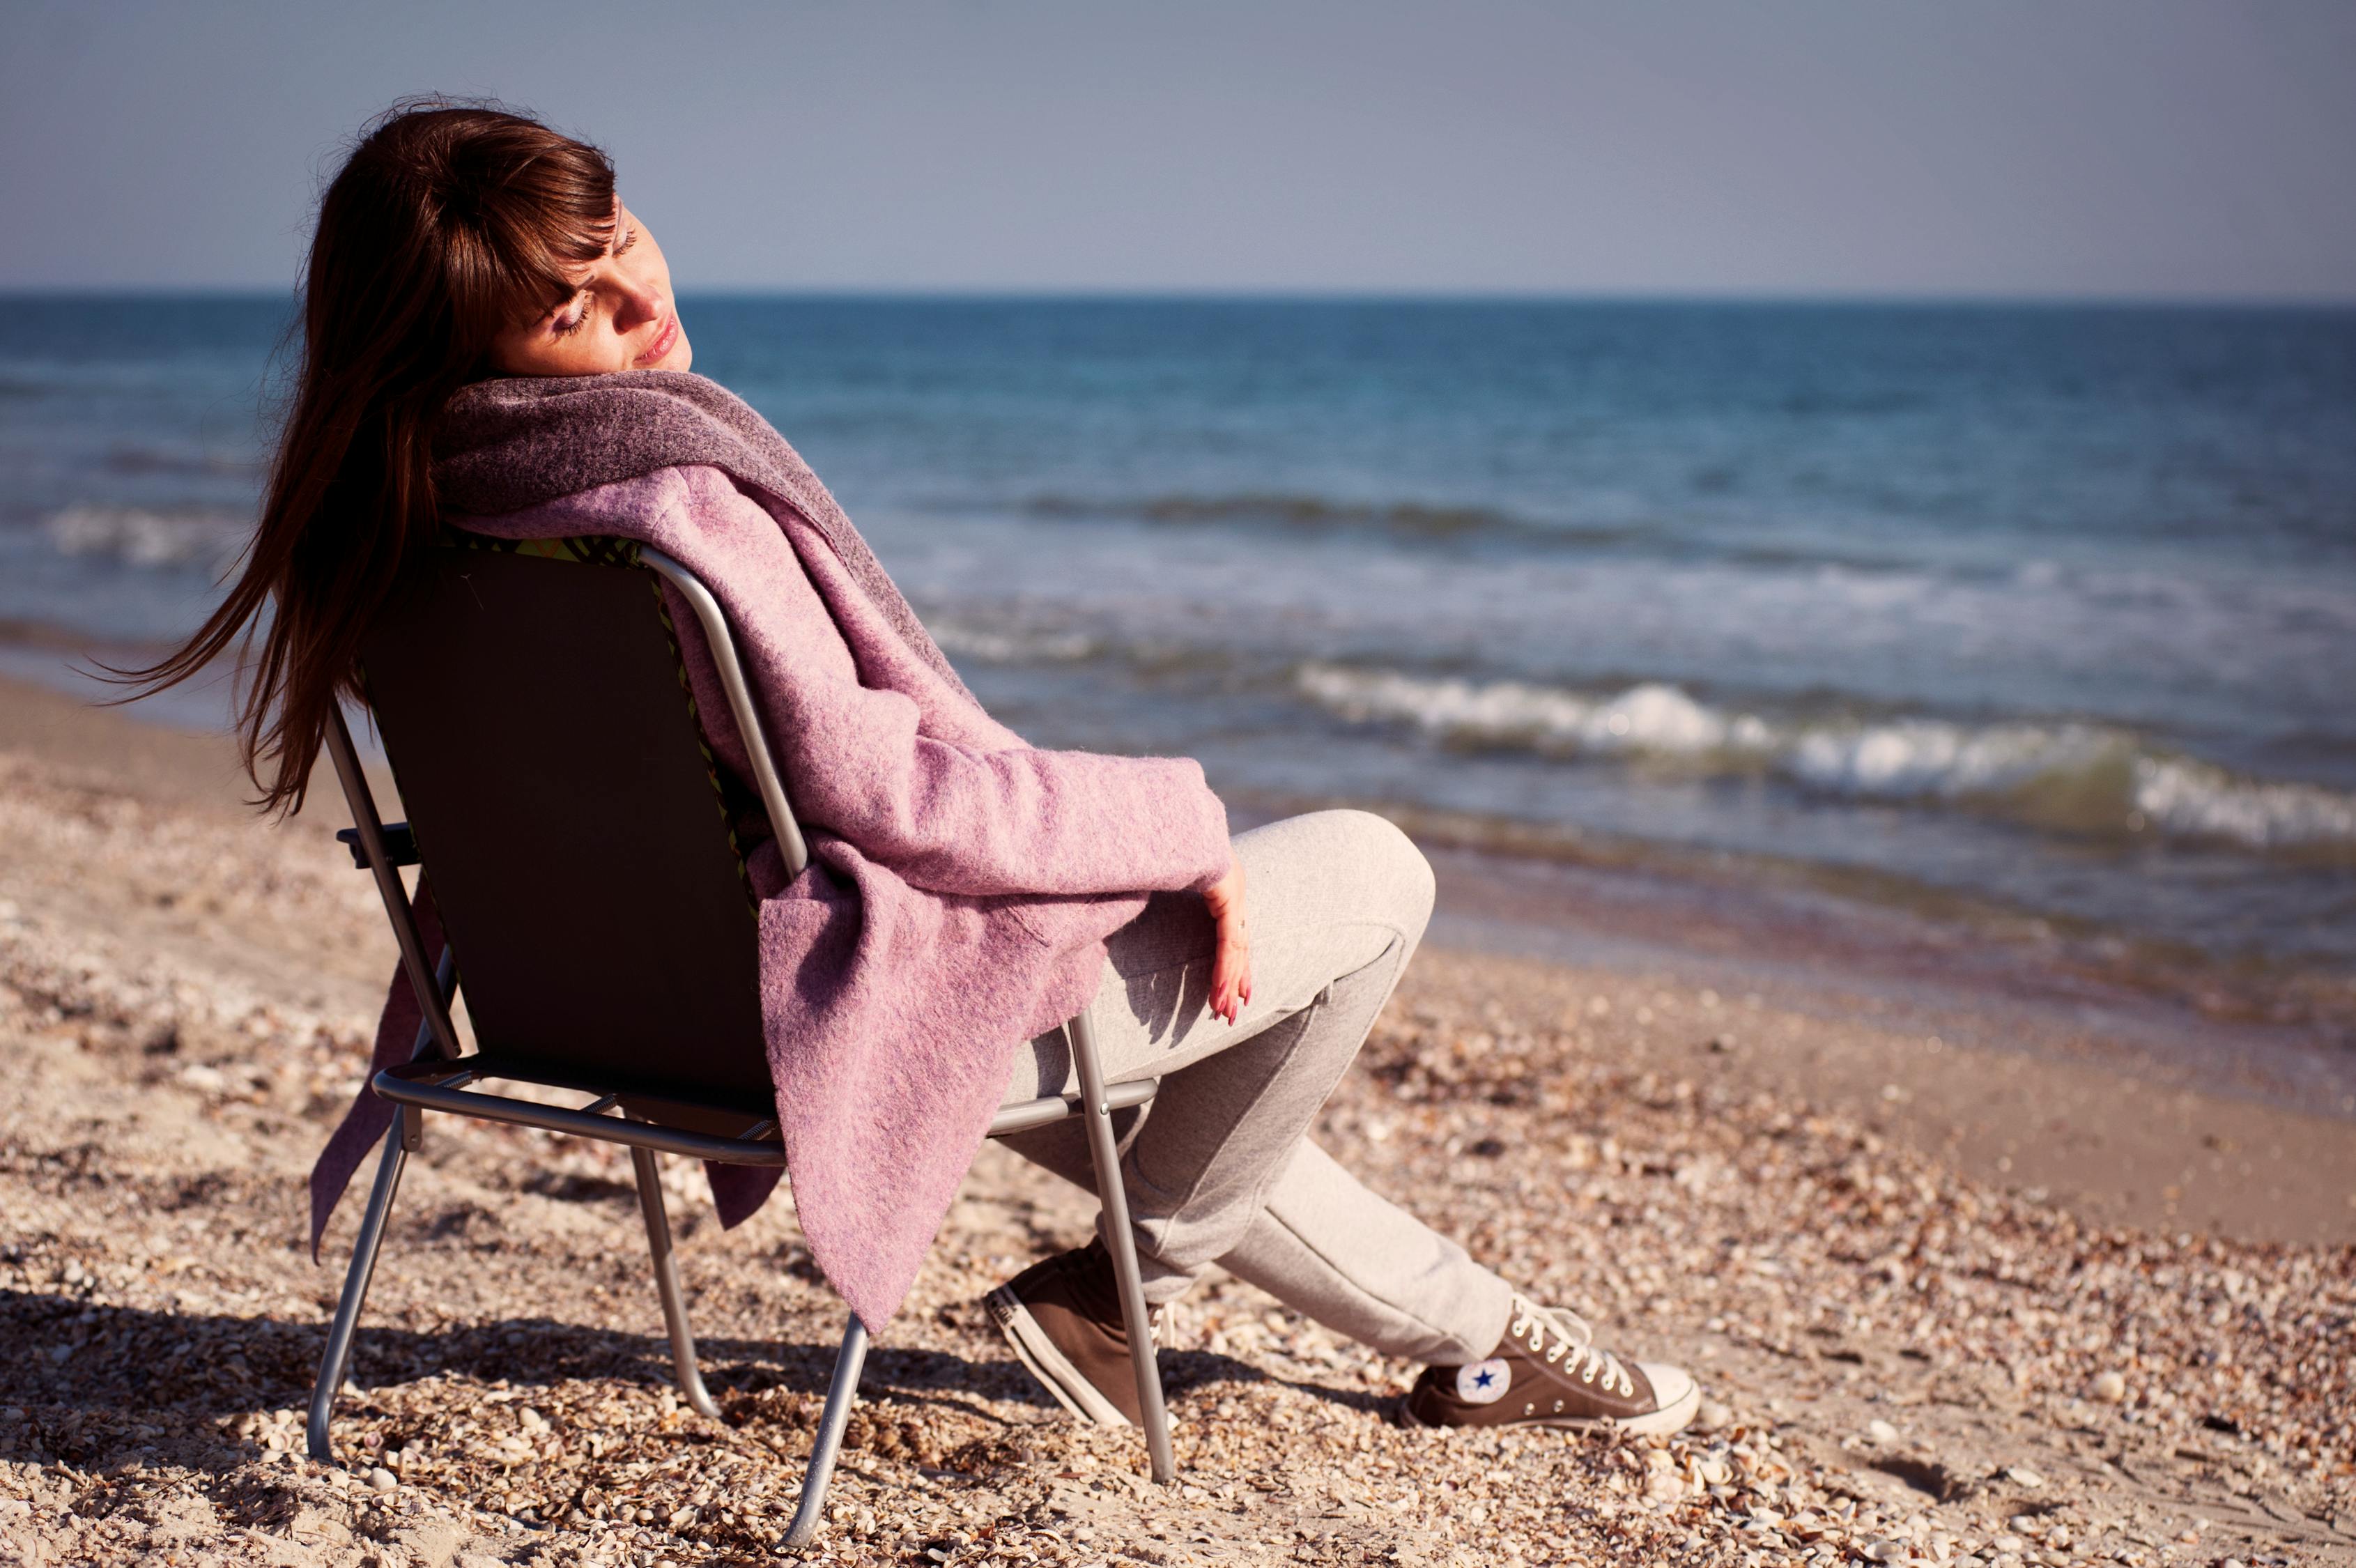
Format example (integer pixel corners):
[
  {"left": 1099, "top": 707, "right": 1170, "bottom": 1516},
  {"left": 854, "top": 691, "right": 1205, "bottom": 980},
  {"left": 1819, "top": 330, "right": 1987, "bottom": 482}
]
[{"left": 303, "top": 537, "right": 1173, "bottom": 1546}]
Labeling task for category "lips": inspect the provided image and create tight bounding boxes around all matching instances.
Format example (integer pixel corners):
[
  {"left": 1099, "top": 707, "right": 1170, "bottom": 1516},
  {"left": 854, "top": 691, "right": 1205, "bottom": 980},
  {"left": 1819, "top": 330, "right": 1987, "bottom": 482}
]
[{"left": 638, "top": 312, "right": 680, "bottom": 367}]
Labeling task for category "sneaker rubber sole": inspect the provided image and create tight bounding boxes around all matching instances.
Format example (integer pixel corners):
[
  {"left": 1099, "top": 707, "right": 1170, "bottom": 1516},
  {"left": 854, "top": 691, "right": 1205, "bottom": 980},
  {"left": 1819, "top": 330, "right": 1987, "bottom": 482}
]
[{"left": 984, "top": 1284, "right": 1132, "bottom": 1428}]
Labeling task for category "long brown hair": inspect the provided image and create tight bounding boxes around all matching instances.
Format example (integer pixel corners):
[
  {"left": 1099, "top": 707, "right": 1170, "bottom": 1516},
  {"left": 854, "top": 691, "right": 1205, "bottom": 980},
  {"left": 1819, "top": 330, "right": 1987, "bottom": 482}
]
[{"left": 117, "top": 98, "right": 616, "bottom": 814}]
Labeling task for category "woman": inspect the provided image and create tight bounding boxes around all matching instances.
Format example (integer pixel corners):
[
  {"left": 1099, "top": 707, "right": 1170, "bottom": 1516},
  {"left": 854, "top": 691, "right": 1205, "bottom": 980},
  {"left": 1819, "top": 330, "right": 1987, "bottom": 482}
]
[{"left": 132, "top": 100, "right": 1697, "bottom": 1438}]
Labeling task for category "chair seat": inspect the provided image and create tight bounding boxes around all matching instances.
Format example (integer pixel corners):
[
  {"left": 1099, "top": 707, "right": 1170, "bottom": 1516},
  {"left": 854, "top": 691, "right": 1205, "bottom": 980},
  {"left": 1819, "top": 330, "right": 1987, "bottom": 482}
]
[
  {"left": 375, "top": 1058, "right": 784, "bottom": 1165},
  {"left": 383, "top": 1052, "right": 776, "bottom": 1124},
  {"left": 373, "top": 1053, "right": 1162, "bottom": 1153}
]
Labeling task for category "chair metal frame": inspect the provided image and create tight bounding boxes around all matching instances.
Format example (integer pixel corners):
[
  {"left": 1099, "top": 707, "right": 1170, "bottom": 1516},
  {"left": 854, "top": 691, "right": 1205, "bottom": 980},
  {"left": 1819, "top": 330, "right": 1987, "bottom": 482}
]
[{"left": 304, "top": 546, "right": 1174, "bottom": 1546}]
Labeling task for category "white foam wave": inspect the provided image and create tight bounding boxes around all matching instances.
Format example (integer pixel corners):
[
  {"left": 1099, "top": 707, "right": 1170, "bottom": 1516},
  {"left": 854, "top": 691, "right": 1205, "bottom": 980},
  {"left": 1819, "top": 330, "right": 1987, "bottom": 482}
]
[
  {"left": 1295, "top": 662, "right": 2356, "bottom": 853},
  {"left": 45, "top": 507, "right": 245, "bottom": 569},
  {"left": 927, "top": 618, "right": 1097, "bottom": 663},
  {"left": 2132, "top": 758, "right": 2356, "bottom": 851},
  {"left": 1295, "top": 666, "right": 1772, "bottom": 757},
  {"left": 1784, "top": 720, "right": 2131, "bottom": 804}
]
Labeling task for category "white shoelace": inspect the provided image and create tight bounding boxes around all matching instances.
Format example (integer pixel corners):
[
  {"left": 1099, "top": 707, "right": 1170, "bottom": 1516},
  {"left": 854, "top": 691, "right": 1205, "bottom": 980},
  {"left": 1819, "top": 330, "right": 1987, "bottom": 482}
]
[{"left": 1506, "top": 1296, "right": 1637, "bottom": 1400}]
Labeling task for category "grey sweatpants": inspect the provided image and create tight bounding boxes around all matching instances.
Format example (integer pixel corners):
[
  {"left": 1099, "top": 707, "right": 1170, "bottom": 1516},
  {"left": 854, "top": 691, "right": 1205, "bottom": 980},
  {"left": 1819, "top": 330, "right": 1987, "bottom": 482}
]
[{"left": 999, "top": 809, "right": 1514, "bottom": 1366}]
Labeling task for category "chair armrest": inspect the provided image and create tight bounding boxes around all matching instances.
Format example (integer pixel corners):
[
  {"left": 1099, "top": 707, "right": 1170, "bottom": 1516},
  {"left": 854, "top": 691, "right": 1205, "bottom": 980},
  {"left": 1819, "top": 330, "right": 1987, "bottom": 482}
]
[
  {"left": 336, "top": 822, "right": 418, "bottom": 870},
  {"left": 987, "top": 1077, "right": 1160, "bottom": 1138}
]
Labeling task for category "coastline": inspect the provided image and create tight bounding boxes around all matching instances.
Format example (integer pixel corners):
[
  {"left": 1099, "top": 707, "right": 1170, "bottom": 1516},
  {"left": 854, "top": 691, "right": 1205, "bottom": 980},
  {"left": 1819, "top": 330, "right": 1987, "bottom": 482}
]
[
  {"left": 3, "top": 671, "right": 2352, "bottom": 1565},
  {"left": 1413, "top": 831, "right": 2356, "bottom": 1248},
  {"left": 6, "top": 663, "right": 2353, "bottom": 1249}
]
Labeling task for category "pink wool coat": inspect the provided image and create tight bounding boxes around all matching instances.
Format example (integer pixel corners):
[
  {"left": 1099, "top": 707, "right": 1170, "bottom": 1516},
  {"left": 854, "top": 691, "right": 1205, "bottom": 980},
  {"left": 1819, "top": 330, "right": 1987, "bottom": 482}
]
[{"left": 312, "top": 374, "right": 1231, "bottom": 1330}]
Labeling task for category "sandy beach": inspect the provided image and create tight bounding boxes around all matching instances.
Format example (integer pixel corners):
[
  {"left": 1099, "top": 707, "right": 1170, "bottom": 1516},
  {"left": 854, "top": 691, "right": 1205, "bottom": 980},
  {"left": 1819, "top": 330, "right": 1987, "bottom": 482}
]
[{"left": 3, "top": 671, "right": 2352, "bottom": 1567}]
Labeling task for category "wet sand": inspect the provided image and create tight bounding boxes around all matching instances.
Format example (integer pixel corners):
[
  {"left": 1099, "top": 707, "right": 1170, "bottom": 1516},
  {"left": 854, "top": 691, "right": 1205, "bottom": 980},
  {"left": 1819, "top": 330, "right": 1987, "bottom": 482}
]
[
  {"left": 3, "top": 673, "right": 2351, "bottom": 1565},
  {"left": 1416, "top": 838, "right": 2356, "bottom": 1250}
]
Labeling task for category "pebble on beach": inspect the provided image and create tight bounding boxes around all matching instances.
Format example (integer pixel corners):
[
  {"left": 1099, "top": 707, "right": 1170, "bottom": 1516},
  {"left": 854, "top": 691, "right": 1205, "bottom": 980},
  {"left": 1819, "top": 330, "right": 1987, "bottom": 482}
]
[{"left": 2, "top": 751, "right": 2353, "bottom": 1567}]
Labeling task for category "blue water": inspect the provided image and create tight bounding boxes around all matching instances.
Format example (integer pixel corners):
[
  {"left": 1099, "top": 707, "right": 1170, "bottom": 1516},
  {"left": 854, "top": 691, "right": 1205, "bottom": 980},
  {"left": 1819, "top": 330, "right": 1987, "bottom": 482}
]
[{"left": 3, "top": 295, "right": 2353, "bottom": 975}]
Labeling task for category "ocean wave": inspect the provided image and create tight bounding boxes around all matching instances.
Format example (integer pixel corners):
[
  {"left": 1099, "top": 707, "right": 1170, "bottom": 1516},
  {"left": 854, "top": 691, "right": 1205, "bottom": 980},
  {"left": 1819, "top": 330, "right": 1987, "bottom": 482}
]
[
  {"left": 43, "top": 507, "right": 246, "bottom": 569},
  {"left": 1295, "top": 662, "right": 2356, "bottom": 854},
  {"left": 1295, "top": 666, "right": 1773, "bottom": 756},
  {"left": 102, "top": 442, "right": 257, "bottom": 478},
  {"left": 927, "top": 618, "right": 1097, "bottom": 663},
  {"left": 2132, "top": 758, "right": 2356, "bottom": 851},
  {"left": 1012, "top": 492, "right": 1645, "bottom": 547}
]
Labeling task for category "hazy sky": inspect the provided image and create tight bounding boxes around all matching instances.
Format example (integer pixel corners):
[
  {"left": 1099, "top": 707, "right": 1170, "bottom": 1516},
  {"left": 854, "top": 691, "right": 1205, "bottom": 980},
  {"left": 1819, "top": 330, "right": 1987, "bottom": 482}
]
[{"left": 3, "top": 1, "right": 2353, "bottom": 299}]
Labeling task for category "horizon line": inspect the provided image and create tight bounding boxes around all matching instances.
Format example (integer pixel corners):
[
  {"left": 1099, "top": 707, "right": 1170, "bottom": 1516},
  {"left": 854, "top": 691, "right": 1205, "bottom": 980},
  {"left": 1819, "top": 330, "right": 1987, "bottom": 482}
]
[{"left": 2, "top": 283, "right": 2354, "bottom": 312}]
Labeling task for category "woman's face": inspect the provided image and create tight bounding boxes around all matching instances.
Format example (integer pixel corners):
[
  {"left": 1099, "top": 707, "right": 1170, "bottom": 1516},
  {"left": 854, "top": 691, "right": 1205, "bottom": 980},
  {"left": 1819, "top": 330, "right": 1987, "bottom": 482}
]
[{"left": 487, "top": 201, "right": 691, "bottom": 377}]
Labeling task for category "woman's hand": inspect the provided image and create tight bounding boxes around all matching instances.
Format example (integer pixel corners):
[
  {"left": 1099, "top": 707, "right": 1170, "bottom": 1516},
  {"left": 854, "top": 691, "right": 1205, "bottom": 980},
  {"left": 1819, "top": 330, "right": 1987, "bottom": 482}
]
[{"left": 1203, "top": 858, "right": 1253, "bottom": 1025}]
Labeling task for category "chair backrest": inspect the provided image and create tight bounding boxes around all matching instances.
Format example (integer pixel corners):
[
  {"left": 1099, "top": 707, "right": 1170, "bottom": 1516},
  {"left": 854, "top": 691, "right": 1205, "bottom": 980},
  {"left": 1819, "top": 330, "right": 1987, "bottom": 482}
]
[{"left": 360, "top": 542, "right": 774, "bottom": 1109}]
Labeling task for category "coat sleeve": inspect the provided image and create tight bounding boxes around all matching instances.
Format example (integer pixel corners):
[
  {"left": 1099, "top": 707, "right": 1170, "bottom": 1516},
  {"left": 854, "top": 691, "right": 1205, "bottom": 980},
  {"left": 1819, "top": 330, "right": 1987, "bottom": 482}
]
[{"left": 661, "top": 470, "right": 1233, "bottom": 900}]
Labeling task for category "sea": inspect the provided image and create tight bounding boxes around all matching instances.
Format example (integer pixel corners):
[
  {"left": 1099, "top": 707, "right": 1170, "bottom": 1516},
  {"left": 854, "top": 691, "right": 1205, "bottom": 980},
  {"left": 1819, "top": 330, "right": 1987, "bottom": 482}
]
[{"left": 3, "top": 295, "right": 2352, "bottom": 1023}]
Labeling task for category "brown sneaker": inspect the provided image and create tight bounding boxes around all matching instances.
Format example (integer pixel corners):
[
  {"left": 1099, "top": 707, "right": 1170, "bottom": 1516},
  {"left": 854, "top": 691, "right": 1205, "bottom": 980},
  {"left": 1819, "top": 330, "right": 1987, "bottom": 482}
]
[
  {"left": 1402, "top": 1296, "right": 1699, "bottom": 1436},
  {"left": 984, "top": 1241, "right": 1161, "bottom": 1427}
]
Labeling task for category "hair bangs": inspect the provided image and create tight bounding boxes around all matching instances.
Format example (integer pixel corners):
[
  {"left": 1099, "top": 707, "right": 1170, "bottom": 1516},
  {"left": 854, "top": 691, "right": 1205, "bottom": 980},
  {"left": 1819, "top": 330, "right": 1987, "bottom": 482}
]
[{"left": 436, "top": 118, "right": 617, "bottom": 336}]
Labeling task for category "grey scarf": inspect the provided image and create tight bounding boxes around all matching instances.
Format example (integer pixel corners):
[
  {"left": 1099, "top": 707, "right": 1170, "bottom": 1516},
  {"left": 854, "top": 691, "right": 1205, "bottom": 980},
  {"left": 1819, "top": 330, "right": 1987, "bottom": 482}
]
[{"left": 433, "top": 369, "right": 976, "bottom": 705}]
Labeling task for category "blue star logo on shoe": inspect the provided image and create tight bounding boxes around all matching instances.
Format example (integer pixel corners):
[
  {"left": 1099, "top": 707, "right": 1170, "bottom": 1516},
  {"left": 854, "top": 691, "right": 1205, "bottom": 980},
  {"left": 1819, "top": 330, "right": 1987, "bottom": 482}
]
[{"left": 1455, "top": 1358, "right": 1511, "bottom": 1404}]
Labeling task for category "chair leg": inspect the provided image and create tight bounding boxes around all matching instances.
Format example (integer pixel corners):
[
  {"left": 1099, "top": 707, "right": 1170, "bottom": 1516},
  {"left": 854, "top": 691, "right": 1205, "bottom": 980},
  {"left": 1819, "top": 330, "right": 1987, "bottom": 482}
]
[
  {"left": 629, "top": 1146, "right": 721, "bottom": 1420},
  {"left": 783, "top": 1316, "right": 870, "bottom": 1550},
  {"left": 1068, "top": 1013, "right": 1177, "bottom": 1483},
  {"left": 307, "top": 1123, "right": 410, "bottom": 1461}
]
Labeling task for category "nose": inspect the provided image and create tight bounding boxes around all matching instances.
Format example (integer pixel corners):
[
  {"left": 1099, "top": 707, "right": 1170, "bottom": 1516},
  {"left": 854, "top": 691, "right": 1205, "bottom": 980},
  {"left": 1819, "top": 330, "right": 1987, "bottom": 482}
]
[
  {"left": 609, "top": 266, "right": 664, "bottom": 331},
  {"left": 615, "top": 285, "right": 663, "bottom": 332}
]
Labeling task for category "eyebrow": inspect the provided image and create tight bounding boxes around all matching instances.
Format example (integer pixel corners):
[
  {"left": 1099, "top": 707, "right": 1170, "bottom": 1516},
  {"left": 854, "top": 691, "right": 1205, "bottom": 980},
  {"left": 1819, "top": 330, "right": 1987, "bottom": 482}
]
[{"left": 534, "top": 208, "right": 625, "bottom": 323}]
